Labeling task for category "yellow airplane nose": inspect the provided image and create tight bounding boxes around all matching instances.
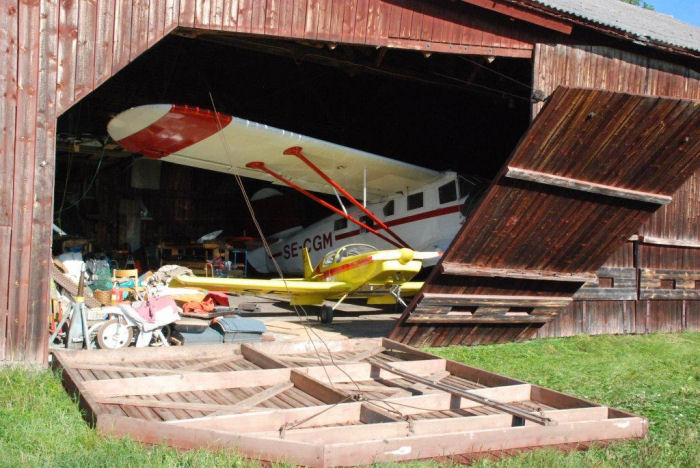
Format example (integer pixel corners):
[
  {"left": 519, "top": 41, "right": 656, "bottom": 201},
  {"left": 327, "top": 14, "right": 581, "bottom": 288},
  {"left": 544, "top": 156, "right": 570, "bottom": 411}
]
[{"left": 398, "top": 248, "right": 414, "bottom": 264}]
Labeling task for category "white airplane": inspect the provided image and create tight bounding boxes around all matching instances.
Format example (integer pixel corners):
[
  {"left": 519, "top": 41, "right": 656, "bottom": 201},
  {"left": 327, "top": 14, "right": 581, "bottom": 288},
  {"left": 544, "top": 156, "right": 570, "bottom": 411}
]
[{"left": 107, "top": 105, "right": 483, "bottom": 275}]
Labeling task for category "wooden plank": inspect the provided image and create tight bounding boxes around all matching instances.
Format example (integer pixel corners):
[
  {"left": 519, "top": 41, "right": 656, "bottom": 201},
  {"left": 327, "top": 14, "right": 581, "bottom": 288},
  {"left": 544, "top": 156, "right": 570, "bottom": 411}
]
[
  {"left": 171, "top": 400, "right": 363, "bottom": 430},
  {"left": 322, "top": 417, "right": 647, "bottom": 466},
  {"left": 70, "top": 364, "right": 229, "bottom": 375},
  {"left": 8, "top": 0, "right": 42, "bottom": 361},
  {"left": 505, "top": 166, "right": 672, "bottom": 205},
  {"left": 176, "top": 354, "right": 244, "bottom": 371},
  {"left": 97, "top": 414, "right": 325, "bottom": 466},
  {"left": 74, "top": 0, "right": 98, "bottom": 101},
  {"left": 81, "top": 368, "right": 292, "bottom": 398},
  {"left": 641, "top": 236, "right": 700, "bottom": 249},
  {"left": 209, "top": 382, "right": 295, "bottom": 416},
  {"left": 459, "top": 0, "right": 572, "bottom": 35},
  {"left": 97, "top": 396, "right": 267, "bottom": 413},
  {"left": 241, "top": 343, "right": 289, "bottom": 369},
  {"left": 52, "top": 343, "right": 244, "bottom": 364},
  {"left": 419, "top": 293, "right": 573, "bottom": 308},
  {"left": 56, "top": 0, "right": 78, "bottom": 113},
  {"left": 289, "top": 370, "right": 349, "bottom": 404},
  {"left": 29, "top": 0, "right": 58, "bottom": 363},
  {"left": 95, "top": 0, "right": 116, "bottom": 86},
  {"left": 441, "top": 262, "right": 596, "bottom": 283},
  {"left": 0, "top": 227, "right": 10, "bottom": 360},
  {"left": 406, "top": 314, "right": 551, "bottom": 324},
  {"left": 0, "top": 0, "right": 17, "bottom": 228},
  {"left": 112, "top": 0, "right": 133, "bottom": 73},
  {"left": 640, "top": 289, "right": 700, "bottom": 300},
  {"left": 253, "top": 406, "right": 612, "bottom": 443}
]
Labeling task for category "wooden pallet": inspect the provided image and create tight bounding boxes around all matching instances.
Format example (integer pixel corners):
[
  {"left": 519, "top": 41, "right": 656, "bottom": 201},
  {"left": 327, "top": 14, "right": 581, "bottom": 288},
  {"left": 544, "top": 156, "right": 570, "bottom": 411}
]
[{"left": 52, "top": 338, "right": 647, "bottom": 466}]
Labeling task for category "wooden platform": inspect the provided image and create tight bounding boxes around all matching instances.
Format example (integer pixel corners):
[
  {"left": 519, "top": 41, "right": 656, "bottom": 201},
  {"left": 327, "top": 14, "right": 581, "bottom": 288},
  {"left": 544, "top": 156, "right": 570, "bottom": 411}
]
[{"left": 52, "top": 338, "right": 647, "bottom": 466}]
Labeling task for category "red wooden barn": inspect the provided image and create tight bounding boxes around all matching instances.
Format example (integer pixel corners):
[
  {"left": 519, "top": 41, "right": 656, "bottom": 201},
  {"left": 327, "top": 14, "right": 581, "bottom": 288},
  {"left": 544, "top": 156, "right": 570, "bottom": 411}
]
[{"left": 1, "top": 0, "right": 699, "bottom": 364}]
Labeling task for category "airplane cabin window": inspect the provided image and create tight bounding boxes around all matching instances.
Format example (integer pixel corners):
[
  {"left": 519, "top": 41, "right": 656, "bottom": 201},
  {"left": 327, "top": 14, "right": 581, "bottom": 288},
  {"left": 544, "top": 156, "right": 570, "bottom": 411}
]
[
  {"left": 407, "top": 192, "right": 423, "bottom": 210},
  {"left": 383, "top": 200, "right": 394, "bottom": 217},
  {"left": 334, "top": 218, "right": 347, "bottom": 231},
  {"left": 439, "top": 181, "right": 457, "bottom": 204}
]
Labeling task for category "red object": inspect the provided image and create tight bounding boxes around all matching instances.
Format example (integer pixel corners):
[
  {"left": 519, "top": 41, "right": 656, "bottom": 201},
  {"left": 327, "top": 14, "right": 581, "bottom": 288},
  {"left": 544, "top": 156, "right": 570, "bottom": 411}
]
[
  {"left": 116, "top": 105, "right": 232, "bottom": 159},
  {"left": 284, "top": 146, "right": 411, "bottom": 249},
  {"left": 203, "top": 291, "right": 229, "bottom": 307},
  {"left": 182, "top": 297, "right": 217, "bottom": 315},
  {"left": 246, "top": 161, "right": 403, "bottom": 249}
]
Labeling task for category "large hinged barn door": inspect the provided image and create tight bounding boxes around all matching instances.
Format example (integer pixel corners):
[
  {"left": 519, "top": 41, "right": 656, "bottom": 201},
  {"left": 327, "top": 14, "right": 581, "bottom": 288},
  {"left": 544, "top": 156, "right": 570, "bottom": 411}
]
[{"left": 390, "top": 87, "right": 700, "bottom": 346}]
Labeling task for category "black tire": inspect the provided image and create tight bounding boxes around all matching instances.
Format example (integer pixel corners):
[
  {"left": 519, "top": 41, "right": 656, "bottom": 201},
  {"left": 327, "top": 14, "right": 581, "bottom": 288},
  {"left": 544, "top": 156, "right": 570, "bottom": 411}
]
[
  {"left": 320, "top": 305, "right": 334, "bottom": 324},
  {"left": 96, "top": 319, "right": 133, "bottom": 349}
]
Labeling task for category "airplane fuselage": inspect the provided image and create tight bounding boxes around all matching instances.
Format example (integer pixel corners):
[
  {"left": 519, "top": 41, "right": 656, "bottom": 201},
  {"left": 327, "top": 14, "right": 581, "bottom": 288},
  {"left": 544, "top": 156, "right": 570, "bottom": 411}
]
[{"left": 248, "top": 172, "right": 470, "bottom": 274}]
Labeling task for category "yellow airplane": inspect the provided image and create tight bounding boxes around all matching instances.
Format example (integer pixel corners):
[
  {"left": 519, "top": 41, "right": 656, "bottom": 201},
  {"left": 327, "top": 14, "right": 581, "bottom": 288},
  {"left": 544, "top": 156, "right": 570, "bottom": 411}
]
[{"left": 170, "top": 244, "right": 439, "bottom": 323}]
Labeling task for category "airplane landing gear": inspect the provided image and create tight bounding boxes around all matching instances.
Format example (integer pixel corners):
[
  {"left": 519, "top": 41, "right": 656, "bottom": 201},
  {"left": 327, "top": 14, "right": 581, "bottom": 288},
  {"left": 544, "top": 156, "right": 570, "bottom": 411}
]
[{"left": 319, "top": 305, "right": 334, "bottom": 324}]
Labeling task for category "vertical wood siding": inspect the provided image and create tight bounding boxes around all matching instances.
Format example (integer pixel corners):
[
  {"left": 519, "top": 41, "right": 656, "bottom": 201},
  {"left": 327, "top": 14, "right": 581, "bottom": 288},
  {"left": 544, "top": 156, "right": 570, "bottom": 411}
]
[
  {"left": 532, "top": 44, "right": 700, "bottom": 117},
  {"left": 534, "top": 44, "right": 700, "bottom": 339}
]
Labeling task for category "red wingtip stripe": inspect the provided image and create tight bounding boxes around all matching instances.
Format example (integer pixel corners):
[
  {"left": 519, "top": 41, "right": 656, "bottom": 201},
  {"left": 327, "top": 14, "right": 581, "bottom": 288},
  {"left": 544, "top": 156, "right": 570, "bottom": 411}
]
[{"left": 117, "top": 105, "right": 232, "bottom": 159}]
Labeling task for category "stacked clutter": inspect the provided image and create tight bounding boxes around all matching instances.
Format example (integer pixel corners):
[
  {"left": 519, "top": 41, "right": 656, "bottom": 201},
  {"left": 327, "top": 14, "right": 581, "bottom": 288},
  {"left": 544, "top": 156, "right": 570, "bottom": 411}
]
[{"left": 50, "top": 254, "right": 268, "bottom": 350}]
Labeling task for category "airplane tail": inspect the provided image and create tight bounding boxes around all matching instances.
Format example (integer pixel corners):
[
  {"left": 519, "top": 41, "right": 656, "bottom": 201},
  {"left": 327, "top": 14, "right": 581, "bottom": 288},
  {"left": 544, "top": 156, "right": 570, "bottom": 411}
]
[{"left": 302, "top": 247, "right": 314, "bottom": 280}]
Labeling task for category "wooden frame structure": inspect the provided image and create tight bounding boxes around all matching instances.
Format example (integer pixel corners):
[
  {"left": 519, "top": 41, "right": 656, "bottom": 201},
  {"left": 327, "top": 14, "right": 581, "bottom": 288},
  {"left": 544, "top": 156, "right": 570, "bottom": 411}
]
[{"left": 53, "top": 338, "right": 646, "bottom": 465}]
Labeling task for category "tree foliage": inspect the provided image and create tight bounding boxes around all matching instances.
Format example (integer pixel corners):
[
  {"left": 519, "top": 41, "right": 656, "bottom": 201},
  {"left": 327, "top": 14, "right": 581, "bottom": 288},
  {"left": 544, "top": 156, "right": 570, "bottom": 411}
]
[{"left": 619, "top": 0, "right": 655, "bottom": 10}]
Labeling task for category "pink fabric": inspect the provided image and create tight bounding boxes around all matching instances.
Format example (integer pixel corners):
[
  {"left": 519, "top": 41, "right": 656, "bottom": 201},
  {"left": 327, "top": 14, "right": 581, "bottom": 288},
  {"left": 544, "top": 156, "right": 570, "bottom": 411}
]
[{"left": 135, "top": 296, "right": 178, "bottom": 323}]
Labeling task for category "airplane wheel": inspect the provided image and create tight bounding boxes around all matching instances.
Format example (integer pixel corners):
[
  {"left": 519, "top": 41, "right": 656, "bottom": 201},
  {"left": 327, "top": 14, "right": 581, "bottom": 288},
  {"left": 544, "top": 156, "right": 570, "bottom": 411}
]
[
  {"left": 320, "top": 305, "right": 334, "bottom": 324},
  {"left": 96, "top": 319, "right": 133, "bottom": 349}
]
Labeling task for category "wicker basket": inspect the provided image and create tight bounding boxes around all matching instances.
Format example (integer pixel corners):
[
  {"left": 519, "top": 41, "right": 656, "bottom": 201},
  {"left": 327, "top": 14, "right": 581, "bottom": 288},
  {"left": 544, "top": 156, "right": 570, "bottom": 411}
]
[{"left": 92, "top": 289, "right": 112, "bottom": 306}]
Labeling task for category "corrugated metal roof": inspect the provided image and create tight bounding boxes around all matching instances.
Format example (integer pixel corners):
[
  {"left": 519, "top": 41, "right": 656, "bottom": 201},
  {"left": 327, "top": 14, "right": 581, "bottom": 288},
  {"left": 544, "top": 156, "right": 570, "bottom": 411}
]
[{"left": 529, "top": 0, "right": 700, "bottom": 53}]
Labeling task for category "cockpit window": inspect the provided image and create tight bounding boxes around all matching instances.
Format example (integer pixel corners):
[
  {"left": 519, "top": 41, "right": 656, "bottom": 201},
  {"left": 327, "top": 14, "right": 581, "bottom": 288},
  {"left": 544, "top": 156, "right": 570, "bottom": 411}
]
[
  {"left": 322, "top": 251, "right": 336, "bottom": 266},
  {"left": 335, "top": 244, "right": 376, "bottom": 263}
]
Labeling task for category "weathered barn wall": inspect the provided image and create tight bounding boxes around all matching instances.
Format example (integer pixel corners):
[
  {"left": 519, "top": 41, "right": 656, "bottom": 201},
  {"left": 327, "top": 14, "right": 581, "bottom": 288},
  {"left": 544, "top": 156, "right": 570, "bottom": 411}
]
[
  {"left": 1, "top": 0, "right": 564, "bottom": 363},
  {"left": 1, "top": 0, "right": 697, "bottom": 362},
  {"left": 532, "top": 44, "right": 699, "bottom": 339},
  {"left": 532, "top": 44, "right": 700, "bottom": 117}
]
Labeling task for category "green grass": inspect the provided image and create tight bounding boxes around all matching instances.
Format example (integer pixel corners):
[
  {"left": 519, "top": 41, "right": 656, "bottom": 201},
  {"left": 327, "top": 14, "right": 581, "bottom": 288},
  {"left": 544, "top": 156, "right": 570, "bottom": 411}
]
[
  {"left": 429, "top": 332, "right": 700, "bottom": 467},
  {"left": 0, "top": 333, "right": 697, "bottom": 467}
]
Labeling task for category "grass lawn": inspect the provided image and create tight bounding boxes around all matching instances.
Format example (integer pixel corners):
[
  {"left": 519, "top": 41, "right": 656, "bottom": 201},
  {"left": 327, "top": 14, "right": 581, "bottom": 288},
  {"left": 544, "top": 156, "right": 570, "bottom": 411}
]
[{"left": 1, "top": 333, "right": 698, "bottom": 467}]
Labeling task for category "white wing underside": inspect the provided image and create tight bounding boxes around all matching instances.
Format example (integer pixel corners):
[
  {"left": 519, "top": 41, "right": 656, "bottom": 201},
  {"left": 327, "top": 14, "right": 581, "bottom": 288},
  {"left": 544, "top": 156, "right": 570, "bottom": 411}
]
[{"left": 108, "top": 105, "right": 441, "bottom": 203}]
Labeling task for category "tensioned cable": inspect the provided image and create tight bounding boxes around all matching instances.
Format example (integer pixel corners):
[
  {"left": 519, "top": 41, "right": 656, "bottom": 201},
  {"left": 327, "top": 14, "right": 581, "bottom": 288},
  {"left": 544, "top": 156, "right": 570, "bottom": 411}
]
[{"left": 206, "top": 92, "right": 365, "bottom": 393}]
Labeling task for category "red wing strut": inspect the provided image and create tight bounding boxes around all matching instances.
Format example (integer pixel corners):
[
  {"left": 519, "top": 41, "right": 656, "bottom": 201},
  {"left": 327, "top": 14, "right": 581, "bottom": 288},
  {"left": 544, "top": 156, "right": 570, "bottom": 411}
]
[
  {"left": 284, "top": 146, "right": 411, "bottom": 249},
  {"left": 246, "top": 162, "right": 403, "bottom": 249}
]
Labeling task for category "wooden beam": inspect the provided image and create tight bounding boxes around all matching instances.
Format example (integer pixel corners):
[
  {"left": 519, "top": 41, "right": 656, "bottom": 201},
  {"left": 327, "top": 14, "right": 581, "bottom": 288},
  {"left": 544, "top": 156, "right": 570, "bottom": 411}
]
[
  {"left": 440, "top": 262, "right": 596, "bottom": 283},
  {"left": 176, "top": 355, "right": 244, "bottom": 371},
  {"left": 641, "top": 236, "right": 700, "bottom": 249},
  {"left": 505, "top": 166, "right": 672, "bottom": 205},
  {"left": 289, "top": 370, "right": 350, "bottom": 404},
  {"left": 96, "top": 397, "right": 268, "bottom": 414},
  {"left": 406, "top": 314, "right": 551, "bottom": 324},
  {"left": 209, "top": 382, "right": 295, "bottom": 417},
  {"left": 419, "top": 293, "right": 572, "bottom": 308},
  {"left": 82, "top": 368, "right": 292, "bottom": 398},
  {"left": 321, "top": 417, "right": 647, "bottom": 466},
  {"left": 97, "top": 415, "right": 325, "bottom": 466},
  {"left": 250, "top": 407, "right": 612, "bottom": 444},
  {"left": 460, "top": 0, "right": 573, "bottom": 34},
  {"left": 367, "top": 359, "right": 552, "bottom": 426},
  {"left": 70, "top": 364, "right": 207, "bottom": 375},
  {"left": 385, "top": 38, "right": 534, "bottom": 58},
  {"left": 241, "top": 343, "right": 289, "bottom": 369},
  {"left": 169, "top": 402, "right": 364, "bottom": 431}
]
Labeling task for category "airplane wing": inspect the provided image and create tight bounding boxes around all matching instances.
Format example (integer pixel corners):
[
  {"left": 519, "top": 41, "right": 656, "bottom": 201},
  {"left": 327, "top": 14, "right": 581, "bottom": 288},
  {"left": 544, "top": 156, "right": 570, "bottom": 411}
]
[
  {"left": 168, "top": 275, "right": 423, "bottom": 306},
  {"left": 107, "top": 105, "right": 441, "bottom": 202},
  {"left": 168, "top": 275, "right": 350, "bottom": 306}
]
